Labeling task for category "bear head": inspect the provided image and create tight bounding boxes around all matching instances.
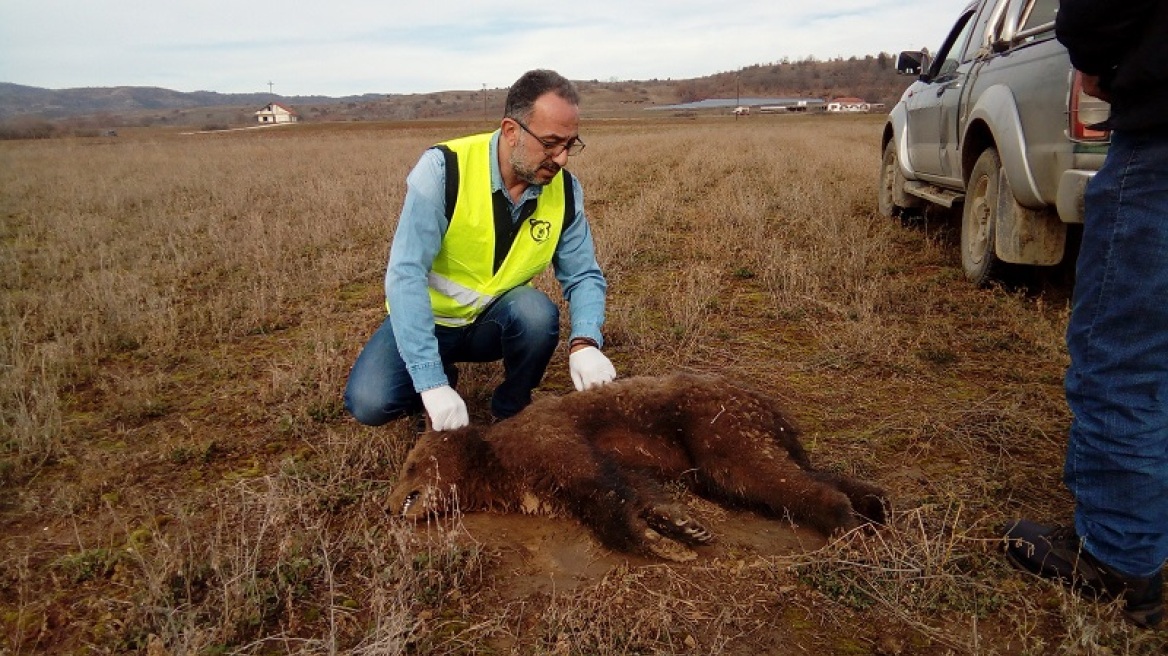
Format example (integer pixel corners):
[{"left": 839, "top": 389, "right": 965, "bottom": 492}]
[{"left": 388, "top": 426, "right": 491, "bottom": 520}]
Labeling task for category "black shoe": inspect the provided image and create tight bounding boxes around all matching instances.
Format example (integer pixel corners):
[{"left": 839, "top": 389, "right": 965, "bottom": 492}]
[
  {"left": 1002, "top": 519, "right": 1163, "bottom": 628},
  {"left": 443, "top": 364, "right": 460, "bottom": 390},
  {"left": 409, "top": 412, "right": 428, "bottom": 436}
]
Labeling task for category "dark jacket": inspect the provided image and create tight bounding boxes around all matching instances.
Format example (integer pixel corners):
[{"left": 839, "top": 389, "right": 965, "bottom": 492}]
[{"left": 1056, "top": 0, "right": 1168, "bottom": 131}]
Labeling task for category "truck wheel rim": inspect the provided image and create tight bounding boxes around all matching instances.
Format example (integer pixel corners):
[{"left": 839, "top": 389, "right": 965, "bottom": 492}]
[
  {"left": 967, "top": 177, "right": 991, "bottom": 265},
  {"left": 880, "top": 151, "right": 895, "bottom": 210}
]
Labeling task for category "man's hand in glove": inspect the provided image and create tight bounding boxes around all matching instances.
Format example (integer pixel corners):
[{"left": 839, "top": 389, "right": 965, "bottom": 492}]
[
  {"left": 420, "top": 385, "right": 469, "bottom": 431},
  {"left": 569, "top": 345, "right": 617, "bottom": 391}
]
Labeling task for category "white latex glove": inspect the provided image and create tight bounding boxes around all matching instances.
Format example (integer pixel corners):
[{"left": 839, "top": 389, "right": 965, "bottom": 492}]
[
  {"left": 420, "top": 385, "right": 469, "bottom": 431},
  {"left": 569, "top": 346, "right": 617, "bottom": 391}
]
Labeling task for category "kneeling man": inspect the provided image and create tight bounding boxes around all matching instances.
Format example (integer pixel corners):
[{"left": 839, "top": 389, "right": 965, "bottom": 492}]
[{"left": 344, "top": 69, "right": 616, "bottom": 431}]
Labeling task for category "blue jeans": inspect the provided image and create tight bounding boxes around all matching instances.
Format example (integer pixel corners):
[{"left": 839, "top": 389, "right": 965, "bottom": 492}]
[
  {"left": 1065, "top": 128, "right": 1168, "bottom": 578},
  {"left": 344, "top": 286, "right": 560, "bottom": 425}
]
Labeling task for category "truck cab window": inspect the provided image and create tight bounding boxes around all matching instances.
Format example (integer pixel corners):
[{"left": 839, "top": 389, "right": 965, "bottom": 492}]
[
  {"left": 933, "top": 11, "right": 978, "bottom": 79},
  {"left": 1019, "top": 0, "right": 1058, "bottom": 32}
]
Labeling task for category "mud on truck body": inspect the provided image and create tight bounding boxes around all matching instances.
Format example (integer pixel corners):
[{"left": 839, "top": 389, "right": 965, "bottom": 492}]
[{"left": 879, "top": 0, "right": 1111, "bottom": 285}]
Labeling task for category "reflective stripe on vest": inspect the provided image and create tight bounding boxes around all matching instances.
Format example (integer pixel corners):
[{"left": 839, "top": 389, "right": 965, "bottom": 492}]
[
  {"left": 428, "top": 132, "right": 567, "bottom": 327},
  {"left": 426, "top": 271, "right": 494, "bottom": 326}
]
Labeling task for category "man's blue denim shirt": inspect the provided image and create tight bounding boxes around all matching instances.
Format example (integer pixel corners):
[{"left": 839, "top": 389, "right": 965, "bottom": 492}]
[{"left": 384, "top": 130, "right": 608, "bottom": 392}]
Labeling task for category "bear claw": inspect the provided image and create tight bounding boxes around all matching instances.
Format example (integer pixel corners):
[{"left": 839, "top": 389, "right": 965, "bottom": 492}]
[{"left": 644, "top": 505, "right": 716, "bottom": 546}]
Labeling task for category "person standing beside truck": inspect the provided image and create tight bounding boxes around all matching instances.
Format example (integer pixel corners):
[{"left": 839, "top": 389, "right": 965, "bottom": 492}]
[{"left": 1002, "top": 0, "right": 1168, "bottom": 628}]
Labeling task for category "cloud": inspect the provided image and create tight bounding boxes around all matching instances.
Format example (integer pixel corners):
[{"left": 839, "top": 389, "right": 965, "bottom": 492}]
[{"left": 0, "top": 0, "right": 965, "bottom": 96}]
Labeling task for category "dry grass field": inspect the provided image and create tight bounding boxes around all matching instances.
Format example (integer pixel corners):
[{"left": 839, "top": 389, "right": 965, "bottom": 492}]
[{"left": 2, "top": 115, "right": 1165, "bottom": 655}]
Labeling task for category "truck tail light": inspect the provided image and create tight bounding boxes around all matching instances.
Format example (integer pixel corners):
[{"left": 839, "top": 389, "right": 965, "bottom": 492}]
[{"left": 1069, "top": 70, "right": 1110, "bottom": 142}]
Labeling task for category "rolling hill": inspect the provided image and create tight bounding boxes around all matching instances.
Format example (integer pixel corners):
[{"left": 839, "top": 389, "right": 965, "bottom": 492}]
[{"left": 0, "top": 53, "right": 909, "bottom": 129}]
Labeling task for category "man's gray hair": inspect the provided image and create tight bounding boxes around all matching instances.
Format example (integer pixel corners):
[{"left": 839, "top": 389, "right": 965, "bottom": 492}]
[{"left": 503, "top": 69, "right": 580, "bottom": 120}]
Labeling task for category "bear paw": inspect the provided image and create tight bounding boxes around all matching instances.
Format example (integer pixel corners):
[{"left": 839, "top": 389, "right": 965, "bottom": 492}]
[{"left": 643, "top": 503, "right": 716, "bottom": 546}]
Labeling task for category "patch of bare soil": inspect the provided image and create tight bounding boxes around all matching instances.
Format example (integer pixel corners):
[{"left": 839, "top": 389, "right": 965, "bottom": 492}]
[
  {"left": 404, "top": 494, "right": 906, "bottom": 654},
  {"left": 446, "top": 502, "right": 826, "bottom": 601}
]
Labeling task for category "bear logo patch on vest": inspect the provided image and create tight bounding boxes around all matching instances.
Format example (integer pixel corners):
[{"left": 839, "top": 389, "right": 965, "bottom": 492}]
[{"left": 529, "top": 218, "right": 552, "bottom": 243}]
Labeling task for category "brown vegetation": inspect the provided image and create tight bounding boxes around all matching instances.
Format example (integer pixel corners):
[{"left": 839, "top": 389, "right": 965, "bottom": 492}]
[{"left": 2, "top": 115, "right": 1164, "bottom": 654}]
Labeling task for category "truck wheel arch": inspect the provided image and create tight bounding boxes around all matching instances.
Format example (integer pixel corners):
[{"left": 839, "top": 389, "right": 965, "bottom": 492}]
[
  {"left": 963, "top": 85, "right": 1043, "bottom": 208},
  {"left": 962, "top": 142, "right": 1066, "bottom": 280},
  {"left": 962, "top": 90, "right": 1067, "bottom": 272},
  {"left": 962, "top": 148, "right": 1008, "bottom": 285},
  {"left": 879, "top": 128, "right": 924, "bottom": 218},
  {"left": 885, "top": 103, "right": 919, "bottom": 182}
]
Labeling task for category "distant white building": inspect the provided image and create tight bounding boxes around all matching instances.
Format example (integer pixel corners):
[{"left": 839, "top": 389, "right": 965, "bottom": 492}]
[
  {"left": 255, "top": 102, "right": 298, "bottom": 124},
  {"left": 826, "top": 97, "right": 871, "bottom": 113},
  {"left": 759, "top": 99, "right": 821, "bottom": 113}
]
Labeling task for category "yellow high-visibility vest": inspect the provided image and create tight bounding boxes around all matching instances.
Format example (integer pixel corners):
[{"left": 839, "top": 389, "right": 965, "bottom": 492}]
[{"left": 424, "top": 132, "right": 571, "bottom": 326}]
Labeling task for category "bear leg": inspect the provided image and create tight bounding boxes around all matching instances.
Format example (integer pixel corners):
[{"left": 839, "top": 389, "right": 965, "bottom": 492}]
[
  {"left": 552, "top": 457, "right": 684, "bottom": 558},
  {"left": 697, "top": 459, "right": 860, "bottom": 535},
  {"left": 810, "top": 472, "right": 889, "bottom": 526}
]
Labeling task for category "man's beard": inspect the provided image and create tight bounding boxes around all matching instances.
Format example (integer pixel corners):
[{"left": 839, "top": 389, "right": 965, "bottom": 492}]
[{"left": 510, "top": 137, "right": 559, "bottom": 185}]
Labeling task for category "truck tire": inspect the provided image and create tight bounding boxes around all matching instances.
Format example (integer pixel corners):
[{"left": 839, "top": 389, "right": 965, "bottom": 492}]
[
  {"left": 961, "top": 148, "right": 1005, "bottom": 285},
  {"left": 878, "top": 140, "right": 921, "bottom": 219}
]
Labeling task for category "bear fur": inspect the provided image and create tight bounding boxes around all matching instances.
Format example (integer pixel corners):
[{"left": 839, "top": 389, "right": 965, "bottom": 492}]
[{"left": 388, "top": 373, "right": 888, "bottom": 561}]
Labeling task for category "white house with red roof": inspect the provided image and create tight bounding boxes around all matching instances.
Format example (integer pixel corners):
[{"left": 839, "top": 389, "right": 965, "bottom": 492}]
[
  {"left": 826, "top": 97, "right": 871, "bottom": 113},
  {"left": 254, "top": 102, "right": 299, "bottom": 124}
]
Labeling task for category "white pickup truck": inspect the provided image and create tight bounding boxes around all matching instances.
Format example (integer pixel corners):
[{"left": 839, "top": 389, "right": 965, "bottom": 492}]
[{"left": 878, "top": 0, "right": 1111, "bottom": 284}]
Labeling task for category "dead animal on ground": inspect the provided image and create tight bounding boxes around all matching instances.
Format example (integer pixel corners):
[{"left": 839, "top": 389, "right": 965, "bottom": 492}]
[{"left": 388, "top": 373, "right": 888, "bottom": 561}]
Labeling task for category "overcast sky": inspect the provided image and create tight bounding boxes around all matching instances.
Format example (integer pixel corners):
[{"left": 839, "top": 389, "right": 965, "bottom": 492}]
[{"left": 0, "top": 1, "right": 965, "bottom": 97}]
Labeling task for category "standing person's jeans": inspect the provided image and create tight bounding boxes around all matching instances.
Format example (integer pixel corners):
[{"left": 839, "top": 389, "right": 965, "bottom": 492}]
[
  {"left": 1064, "top": 127, "right": 1168, "bottom": 578},
  {"left": 344, "top": 286, "right": 560, "bottom": 425}
]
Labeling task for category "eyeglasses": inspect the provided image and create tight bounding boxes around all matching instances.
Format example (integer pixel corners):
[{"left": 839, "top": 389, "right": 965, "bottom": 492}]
[{"left": 513, "top": 118, "right": 586, "bottom": 157}]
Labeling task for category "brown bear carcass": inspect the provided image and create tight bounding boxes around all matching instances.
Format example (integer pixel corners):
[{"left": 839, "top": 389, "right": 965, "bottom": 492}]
[{"left": 388, "top": 373, "right": 887, "bottom": 561}]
